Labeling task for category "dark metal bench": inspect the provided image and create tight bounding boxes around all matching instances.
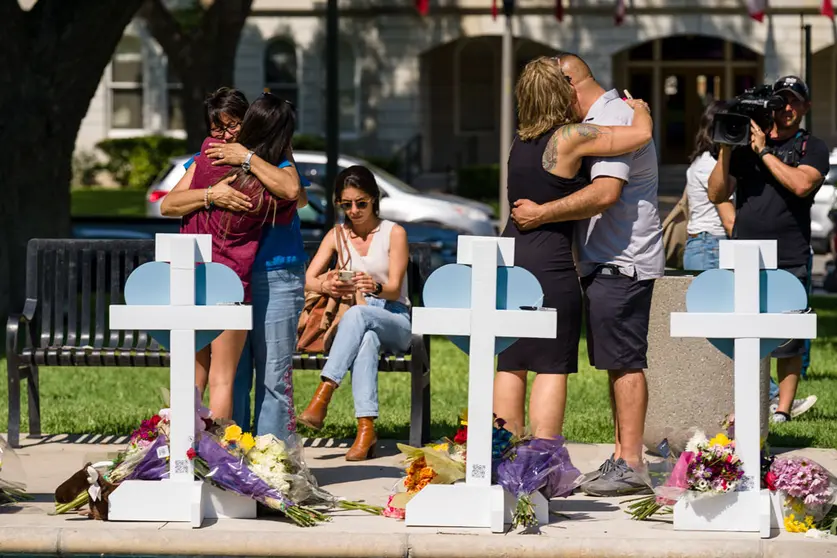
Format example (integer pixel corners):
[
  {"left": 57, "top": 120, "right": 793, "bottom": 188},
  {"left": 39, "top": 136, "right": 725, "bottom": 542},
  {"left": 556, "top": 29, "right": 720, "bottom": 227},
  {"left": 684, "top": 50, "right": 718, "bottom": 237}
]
[{"left": 5, "top": 238, "right": 433, "bottom": 449}]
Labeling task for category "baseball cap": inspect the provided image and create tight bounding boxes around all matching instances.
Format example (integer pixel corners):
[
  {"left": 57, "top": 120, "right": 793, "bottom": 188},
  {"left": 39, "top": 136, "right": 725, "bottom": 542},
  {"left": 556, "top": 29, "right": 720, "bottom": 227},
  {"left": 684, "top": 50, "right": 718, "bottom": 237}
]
[{"left": 773, "top": 75, "right": 810, "bottom": 102}]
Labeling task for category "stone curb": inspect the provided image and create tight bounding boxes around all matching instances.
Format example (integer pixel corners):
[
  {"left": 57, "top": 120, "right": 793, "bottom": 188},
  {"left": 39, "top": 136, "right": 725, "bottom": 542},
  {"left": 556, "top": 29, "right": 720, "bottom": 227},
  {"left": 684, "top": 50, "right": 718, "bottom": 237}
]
[{"left": 5, "top": 527, "right": 836, "bottom": 558}]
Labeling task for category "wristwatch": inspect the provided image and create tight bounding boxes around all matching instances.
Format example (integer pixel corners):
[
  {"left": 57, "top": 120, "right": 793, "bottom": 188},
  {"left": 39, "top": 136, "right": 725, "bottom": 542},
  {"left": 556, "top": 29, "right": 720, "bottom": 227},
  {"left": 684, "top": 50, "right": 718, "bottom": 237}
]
[
  {"left": 373, "top": 282, "right": 383, "bottom": 295},
  {"left": 758, "top": 147, "right": 773, "bottom": 160},
  {"left": 242, "top": 150, "right": 254, "bottom": 173}
]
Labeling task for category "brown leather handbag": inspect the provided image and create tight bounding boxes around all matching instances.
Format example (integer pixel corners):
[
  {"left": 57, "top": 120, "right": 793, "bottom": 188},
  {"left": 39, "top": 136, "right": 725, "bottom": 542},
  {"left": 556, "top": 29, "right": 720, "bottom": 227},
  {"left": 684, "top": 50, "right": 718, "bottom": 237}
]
[{"left": 296, "top": 226, "right": 365, "bottom": 354}]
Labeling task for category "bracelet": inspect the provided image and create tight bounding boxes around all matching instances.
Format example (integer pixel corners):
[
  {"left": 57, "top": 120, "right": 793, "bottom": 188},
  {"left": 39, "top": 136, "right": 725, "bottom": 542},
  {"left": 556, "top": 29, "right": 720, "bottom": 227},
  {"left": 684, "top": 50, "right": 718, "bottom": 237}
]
[
  {"left": 207, "top": 185, "right": 214, "bottom": 207},
  {"left": 203, "top": 188, "right": 210, "bottom": 209}
]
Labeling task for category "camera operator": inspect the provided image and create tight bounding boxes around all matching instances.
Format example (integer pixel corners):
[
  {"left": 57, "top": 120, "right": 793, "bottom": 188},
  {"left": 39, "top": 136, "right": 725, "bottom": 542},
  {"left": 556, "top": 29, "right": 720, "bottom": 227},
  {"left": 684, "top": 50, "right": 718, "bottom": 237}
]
[{"left": 708, "top": 76, "right": 827, "bottom": 423}]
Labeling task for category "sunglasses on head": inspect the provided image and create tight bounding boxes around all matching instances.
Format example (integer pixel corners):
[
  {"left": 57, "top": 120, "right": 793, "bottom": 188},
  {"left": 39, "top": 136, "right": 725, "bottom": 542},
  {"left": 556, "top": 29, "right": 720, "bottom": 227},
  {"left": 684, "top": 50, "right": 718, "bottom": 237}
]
[{"left": 338, "top": 199, "right": 370, "bottom": 211}]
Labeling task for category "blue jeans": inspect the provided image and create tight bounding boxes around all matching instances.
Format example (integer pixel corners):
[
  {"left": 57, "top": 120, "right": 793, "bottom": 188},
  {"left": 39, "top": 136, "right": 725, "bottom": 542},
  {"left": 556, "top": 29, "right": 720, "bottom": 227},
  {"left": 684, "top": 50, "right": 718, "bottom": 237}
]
[
  {"left": 683, "top": 233, "right": 724, "bottom": 271},
  {"left": 320, "top": 298, "right": 412, "bottom": 418},
  {"left": 233, "top": 266, "right": 305, "bottom": 441}
]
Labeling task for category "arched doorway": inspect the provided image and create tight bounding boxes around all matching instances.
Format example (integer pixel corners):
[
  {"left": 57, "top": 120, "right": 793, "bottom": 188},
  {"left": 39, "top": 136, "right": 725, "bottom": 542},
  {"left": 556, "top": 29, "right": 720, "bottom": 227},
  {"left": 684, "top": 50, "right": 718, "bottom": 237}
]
[
  {"left": 420, "top": 37, "right": 559, "bottom": 173},
  {"left": 613, "top": 36, "right": 763, "bottom": 164}
]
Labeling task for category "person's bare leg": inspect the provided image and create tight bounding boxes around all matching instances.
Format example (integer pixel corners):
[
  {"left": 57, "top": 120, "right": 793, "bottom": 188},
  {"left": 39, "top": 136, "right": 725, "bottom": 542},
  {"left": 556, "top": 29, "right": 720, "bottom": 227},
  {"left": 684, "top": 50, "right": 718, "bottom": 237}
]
[
  {"left": 494, "top": 370, "right": 527, "bottom": 436},
  {"left": 195, "top": 347, "right": 211, "bottom": 397},
  {"left": 608, "top": 376, "right": 621, "bottom": 460},
  {"left": 207, "top": 330, "right": 248, "bottom": 420},
  {"left": 776, "top": 356, "right": 802, "bottom": 415},
  {"left": 611, "top": 369, "right": 647, "bottom": 469},
  {"left": 528, "top": 374, "right": 567, "bottom": 438}
]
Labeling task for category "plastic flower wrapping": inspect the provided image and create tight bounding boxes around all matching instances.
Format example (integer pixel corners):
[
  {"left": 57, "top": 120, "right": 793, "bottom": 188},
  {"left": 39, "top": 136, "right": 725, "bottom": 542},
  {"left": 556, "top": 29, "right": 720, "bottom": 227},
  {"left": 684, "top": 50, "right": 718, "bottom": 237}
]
[
  {"left": 495, "top": 436, "right": 581, "bottom": 531},
  {"left": 0, "top": 435, "right": 30, "bottom": 506},
  {"left": 768, "top": 456, "right": 837, "bottom": 533}
]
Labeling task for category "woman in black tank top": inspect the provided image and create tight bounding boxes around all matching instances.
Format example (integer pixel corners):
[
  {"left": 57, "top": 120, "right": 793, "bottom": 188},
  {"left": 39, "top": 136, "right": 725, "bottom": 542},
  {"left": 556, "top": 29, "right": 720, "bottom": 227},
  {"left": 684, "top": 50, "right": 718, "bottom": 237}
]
[{"left": 495, "top": 57, "right": 653, "bottom": 439}]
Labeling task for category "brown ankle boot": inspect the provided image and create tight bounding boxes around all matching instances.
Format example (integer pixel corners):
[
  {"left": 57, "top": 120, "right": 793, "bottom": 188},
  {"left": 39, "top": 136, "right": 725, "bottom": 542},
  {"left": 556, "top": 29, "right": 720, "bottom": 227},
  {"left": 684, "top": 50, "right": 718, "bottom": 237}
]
[
  {"left": 298, "top": 380, "right": 337, "bottom": 430},
  {"left": 345, "top": 417, "right": 377, "bottom": 461}
]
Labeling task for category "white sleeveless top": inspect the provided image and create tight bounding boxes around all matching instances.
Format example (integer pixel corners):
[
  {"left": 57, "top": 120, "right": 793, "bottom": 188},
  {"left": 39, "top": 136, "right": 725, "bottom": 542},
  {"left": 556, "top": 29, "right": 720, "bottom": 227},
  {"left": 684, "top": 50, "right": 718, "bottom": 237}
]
[{"left": 337, "top": 220, "right": 410, "bottom": 307}]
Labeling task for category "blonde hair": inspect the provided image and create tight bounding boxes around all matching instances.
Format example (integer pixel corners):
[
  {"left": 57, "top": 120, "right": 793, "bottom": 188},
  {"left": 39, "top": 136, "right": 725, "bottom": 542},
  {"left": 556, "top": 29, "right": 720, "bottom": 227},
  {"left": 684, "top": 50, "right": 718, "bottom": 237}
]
[{"left": 515, "top": 57, "right": 577, "bottom": 141}]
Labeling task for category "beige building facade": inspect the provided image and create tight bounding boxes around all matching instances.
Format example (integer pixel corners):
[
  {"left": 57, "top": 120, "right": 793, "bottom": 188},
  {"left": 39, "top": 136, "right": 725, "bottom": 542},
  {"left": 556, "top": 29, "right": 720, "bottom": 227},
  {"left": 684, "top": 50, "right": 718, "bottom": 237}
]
[{"left": 75, "top": 0, "right": 837, "bottom": 180}]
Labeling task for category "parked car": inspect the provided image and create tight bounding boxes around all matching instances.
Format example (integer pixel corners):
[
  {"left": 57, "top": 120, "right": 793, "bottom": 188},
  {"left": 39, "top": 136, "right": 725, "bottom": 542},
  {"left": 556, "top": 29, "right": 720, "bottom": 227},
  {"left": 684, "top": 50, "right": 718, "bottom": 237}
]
[
  {"left": 75, "top": 190, "right": 459, "bottom": 270},
  {"left": 146, "top": 152, "right": 496, "bottom": 236},
  {"left": 811, "top": 153, "right": 837, "bottom": 254}
]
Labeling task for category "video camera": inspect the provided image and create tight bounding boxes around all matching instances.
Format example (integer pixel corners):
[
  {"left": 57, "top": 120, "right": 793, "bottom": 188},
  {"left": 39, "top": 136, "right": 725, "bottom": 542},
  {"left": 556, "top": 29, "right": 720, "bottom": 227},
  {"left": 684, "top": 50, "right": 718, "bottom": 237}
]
[{"left": 712, "top": 85, "right": 785, "bottom": 146}]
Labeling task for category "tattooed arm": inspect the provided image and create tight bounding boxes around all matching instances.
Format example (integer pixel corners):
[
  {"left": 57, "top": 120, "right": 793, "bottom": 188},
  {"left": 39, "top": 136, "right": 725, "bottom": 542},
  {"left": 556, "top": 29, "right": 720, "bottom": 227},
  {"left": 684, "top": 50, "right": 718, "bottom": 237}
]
[{"left": 556, "top": 101, "right": 652, "bottom": 159}]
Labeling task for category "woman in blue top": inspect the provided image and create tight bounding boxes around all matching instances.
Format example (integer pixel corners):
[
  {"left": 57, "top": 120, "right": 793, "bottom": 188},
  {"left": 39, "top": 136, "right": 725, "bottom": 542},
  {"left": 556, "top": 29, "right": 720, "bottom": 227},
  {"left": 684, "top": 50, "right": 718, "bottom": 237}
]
[{"left": 161, "top": 87, "right": 309, "bottom": 442}]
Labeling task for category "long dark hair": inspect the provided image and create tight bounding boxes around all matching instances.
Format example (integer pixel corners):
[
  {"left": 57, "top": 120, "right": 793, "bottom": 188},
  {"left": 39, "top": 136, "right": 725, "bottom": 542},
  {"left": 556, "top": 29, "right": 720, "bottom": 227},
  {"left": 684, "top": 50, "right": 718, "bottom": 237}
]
[
  {"left": 689, "top": 100, "right": 724, "bottom": 163},
  {"left": 334, "top": 165, "right": 381, "bottom": 217},
  {"left": 227, "top": 93, "right": 296, "bottom": 214},
  {"left": 204, "top": 87, "right": 249, "bottom": 131}
]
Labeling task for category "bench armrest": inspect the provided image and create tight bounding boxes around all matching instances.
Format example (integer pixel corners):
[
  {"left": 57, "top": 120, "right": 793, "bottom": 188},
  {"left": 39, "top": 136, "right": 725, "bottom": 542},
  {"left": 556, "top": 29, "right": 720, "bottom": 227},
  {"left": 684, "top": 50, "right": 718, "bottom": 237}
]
[{"left": 6, "top": 298, "right": 37, "bottom": 356}]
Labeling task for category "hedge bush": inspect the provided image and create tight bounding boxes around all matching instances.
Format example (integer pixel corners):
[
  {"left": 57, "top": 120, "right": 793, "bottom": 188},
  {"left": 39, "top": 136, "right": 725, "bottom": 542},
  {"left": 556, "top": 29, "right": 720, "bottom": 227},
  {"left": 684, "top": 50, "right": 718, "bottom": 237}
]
[
  {"left": 96, "top": 136, "right": 188, "bottom": 190},
  {"left": 456, "top": 164, "right": 499, "bottom": 202}
]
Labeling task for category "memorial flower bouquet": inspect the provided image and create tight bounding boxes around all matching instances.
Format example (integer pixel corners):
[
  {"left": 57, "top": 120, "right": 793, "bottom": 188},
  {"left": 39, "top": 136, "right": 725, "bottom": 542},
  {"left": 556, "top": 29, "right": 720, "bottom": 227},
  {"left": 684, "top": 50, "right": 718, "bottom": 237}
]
[
  {"left": 495, "top": 435, "right": 581, "bottom": 531},
  {"left": 626, "top": 430, "right": 745, "bottom": 520},
  {"left": 768, "top": 456, "right": 837, "bottom": 533},
  {"left": 0, "top": 436, "right": 30, "bottom": 506},
  {"left": 191, "top": 425, "right": 381, "bottom": 526}
]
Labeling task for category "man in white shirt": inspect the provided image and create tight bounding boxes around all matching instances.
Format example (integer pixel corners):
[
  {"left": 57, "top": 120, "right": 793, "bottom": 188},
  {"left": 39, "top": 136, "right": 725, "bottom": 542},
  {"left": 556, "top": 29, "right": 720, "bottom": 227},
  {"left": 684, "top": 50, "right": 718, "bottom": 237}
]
[{"left": 511, "top": 54, "right": 664, "bottom": 497}]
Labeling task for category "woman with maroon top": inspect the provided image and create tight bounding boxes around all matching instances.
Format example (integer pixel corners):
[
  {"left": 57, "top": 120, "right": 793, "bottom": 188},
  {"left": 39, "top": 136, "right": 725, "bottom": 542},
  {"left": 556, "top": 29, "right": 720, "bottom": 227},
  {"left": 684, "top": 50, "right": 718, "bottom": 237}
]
[{"left": 162, "top": 92, "right": 298, "bottom": 419}]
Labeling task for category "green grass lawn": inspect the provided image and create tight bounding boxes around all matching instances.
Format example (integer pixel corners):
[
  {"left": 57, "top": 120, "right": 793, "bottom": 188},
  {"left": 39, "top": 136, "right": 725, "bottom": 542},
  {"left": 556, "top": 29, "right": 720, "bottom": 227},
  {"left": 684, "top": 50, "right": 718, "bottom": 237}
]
[
  {"left": 71, "top": 187, "right": 147, "bottom": 217},
  {"left": 1, "top": 296, "right": 835, "bottom": 447}
]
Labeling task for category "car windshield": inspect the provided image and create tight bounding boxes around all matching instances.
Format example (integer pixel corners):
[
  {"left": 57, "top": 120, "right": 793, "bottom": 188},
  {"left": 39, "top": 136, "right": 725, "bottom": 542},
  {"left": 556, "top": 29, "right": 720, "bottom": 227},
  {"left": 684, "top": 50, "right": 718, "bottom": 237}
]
[
  {"left": 358, "top": 161, "right": 420, "bottom": 194},
  {"left": 825, "top": 165, "right": 837, "bottom": 185}
]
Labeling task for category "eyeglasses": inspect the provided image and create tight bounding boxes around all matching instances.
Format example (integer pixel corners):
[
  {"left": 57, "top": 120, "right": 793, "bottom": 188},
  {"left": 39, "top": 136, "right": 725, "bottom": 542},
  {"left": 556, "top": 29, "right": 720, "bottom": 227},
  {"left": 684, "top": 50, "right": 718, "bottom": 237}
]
[
  {"left": 210, "top": 121, "right": 241, "bottom": 137},
  {"left": 338, "top": 199, "right": 370, "bottom": 211}
]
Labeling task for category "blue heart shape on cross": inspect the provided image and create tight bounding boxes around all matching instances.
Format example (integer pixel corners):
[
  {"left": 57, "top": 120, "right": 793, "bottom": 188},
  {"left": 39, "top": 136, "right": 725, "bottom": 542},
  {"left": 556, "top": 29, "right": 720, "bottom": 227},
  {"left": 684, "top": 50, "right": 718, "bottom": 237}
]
[
  {"left": 123, "top": 261, "right": 244, "bottom": 351},
  {"left": 421, "top": 263, "right": 546, "bottom": 355},
  {"left": 685, "top": 268, "right": 808, "bottom": 359}
]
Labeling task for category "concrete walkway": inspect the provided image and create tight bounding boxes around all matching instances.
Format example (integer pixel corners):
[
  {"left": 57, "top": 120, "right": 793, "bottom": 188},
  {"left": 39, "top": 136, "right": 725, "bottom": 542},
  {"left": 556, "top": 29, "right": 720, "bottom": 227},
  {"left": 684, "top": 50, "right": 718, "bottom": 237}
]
[{"left": 1, "top": 434, "right": 836, "bottom": 558}]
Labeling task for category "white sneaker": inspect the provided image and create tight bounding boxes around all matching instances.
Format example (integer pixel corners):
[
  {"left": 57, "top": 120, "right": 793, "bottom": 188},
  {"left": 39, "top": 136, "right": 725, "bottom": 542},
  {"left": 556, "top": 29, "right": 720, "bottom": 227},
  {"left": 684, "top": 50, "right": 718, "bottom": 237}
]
[
  {"left": 768, "top": 395, "right": 818, "bottom": 419},
  {"left": 771, "top": 412, "right": 789, "bottom": 424}
]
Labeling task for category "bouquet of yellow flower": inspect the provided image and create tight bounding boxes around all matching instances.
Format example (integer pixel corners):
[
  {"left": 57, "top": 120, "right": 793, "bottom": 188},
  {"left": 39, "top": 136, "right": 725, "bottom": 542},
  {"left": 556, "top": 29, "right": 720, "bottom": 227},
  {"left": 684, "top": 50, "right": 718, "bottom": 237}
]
[{"left": 196, "top": 425, "right": 381, "bottom": 525}]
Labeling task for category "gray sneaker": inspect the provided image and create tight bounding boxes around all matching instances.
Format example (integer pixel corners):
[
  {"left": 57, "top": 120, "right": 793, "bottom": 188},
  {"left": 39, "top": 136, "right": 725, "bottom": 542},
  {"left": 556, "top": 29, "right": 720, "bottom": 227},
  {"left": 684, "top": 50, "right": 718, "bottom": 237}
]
[
  {"left": 769, "top": 395, "right": 817, "bottom": 419},
  {"left": 577, "top": 454, "right": 616, "bottom": 487},
  {"left": 580, "top": 459, "right": 653, "bottom": 497}
]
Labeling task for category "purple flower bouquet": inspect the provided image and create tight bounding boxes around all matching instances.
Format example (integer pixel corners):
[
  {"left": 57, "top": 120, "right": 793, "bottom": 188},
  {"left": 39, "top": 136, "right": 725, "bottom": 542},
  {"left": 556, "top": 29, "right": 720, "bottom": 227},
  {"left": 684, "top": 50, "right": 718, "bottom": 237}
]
[
  {"left": 125, "top": 435, "right": 170, "bottom": 481},
  {"left": 195, "top": 435, "right": 329, "bottom": 527},
  {"left": 495, "top": 436, "right": 581, "bottom": 530}
]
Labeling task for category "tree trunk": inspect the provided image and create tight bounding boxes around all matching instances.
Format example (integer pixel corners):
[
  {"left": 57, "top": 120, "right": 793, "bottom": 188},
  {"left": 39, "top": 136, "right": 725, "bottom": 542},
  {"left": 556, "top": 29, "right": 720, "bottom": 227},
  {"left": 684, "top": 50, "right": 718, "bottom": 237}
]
[
  {"left": 142, "top": 0, "right": 253, "bottom": 153},
  {"left": 0, "top": 0, "right": 142, "bottom": 331}
]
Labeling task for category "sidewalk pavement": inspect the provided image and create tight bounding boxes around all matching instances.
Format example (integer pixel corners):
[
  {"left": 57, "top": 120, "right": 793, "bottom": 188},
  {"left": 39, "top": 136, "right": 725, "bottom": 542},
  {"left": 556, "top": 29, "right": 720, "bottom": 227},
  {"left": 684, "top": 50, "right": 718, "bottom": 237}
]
[{"left": 1, "top": 433, "right": 836, "bottom": 558}]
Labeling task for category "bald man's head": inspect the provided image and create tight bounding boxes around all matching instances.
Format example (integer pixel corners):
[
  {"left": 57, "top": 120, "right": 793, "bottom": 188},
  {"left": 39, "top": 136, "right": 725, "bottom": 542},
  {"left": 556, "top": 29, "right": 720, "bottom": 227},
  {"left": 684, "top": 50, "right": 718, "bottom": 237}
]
[{"left": 557, "top": 54, "right": 593, "bottom": 86}]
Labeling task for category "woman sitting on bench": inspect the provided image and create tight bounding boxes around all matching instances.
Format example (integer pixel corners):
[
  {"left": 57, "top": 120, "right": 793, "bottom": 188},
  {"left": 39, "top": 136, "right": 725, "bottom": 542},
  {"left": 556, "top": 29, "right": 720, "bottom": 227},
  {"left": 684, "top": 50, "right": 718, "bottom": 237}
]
[{"left": 298, "top": 166, "right": 411, "bottom": 461}]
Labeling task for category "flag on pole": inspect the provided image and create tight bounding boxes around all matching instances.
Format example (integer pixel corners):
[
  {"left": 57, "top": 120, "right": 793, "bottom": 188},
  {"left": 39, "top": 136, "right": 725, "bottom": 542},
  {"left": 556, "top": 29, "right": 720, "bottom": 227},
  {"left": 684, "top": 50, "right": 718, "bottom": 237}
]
[
  {"left": 555, "top": 0, "right": 564, "bottom": 21},
  {"left": 745, "top": 0, "right": 767, "bottom": 22},
  {"left": 823, "top": 0, "right": 834, "bottom": 18},
  {"left": 614, "top": 0, "right": 626, "bottom": 25},
  {"left": 416, "top": 0, "right": 429, "bottom": 16}
]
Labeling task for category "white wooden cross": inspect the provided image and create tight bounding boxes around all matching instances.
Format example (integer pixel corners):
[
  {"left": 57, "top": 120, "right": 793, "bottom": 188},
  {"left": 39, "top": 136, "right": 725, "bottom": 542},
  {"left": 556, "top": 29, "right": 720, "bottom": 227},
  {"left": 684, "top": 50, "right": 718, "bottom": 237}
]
[
  {"left": 107, "top": 234, "right": 255, "bottom": 526},
  {"left": 406, "top": 236, "right": 557, "bottom": 532},
  {"left": 670, "top": 240, "right": 817, "bottom": 537}
]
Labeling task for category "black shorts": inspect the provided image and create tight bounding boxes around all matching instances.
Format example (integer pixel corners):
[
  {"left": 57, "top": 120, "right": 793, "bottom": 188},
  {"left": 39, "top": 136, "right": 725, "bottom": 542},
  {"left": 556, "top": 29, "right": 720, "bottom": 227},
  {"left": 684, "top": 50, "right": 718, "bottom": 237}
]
[
  {"left": 771, "top": 263, "right": 812, "bottom": 359},
  {"left": 581, "top": 266, "right": 655, "bottom": 371},
  {"left": 497, "top": 269, "right": 582, "bottom": 374}
]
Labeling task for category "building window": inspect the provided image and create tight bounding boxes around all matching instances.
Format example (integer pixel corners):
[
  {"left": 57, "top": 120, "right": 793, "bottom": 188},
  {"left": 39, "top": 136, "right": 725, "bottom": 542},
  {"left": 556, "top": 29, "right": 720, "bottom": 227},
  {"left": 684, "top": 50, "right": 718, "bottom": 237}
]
[
  {"left": 457, "top": 38, "right": 497, "bottom": 133},
  {"left": 110, "top": 35, "right": 144, "bottom": 129},
  {"left": 265, "top": 38, "right": 299, "bottom": 109},
  {"left": 166, "top": 63, "right": 184, "bottom": 131}
]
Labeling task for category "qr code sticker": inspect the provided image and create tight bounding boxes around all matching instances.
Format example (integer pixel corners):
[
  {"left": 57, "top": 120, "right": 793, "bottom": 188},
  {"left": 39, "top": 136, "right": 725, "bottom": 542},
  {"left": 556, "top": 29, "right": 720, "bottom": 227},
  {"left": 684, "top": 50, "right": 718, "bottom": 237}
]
[
  {"left": 174, "top": 459, "right": 189, "bottom": 474},
  {"left": 471, "top": 463, "right": 486, "bottom": 479},
  {"left": 156, "top": 445, "right": 170, "bottom": 459}
]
